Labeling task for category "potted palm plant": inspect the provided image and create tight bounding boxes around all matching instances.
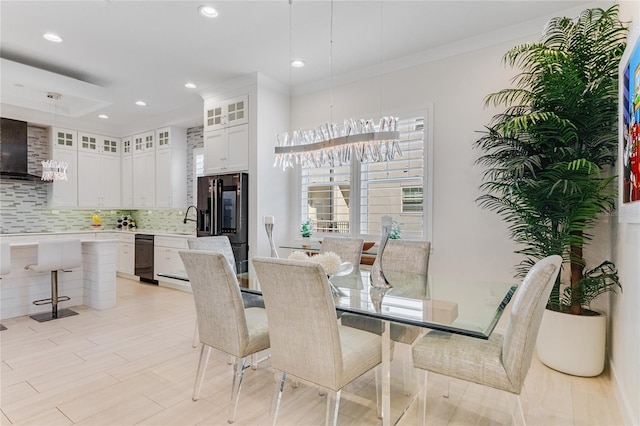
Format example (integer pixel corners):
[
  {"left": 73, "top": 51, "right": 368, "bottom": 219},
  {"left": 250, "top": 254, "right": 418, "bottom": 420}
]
[{"left": 475, "top": 6, "right": 626, "bottom": 376}]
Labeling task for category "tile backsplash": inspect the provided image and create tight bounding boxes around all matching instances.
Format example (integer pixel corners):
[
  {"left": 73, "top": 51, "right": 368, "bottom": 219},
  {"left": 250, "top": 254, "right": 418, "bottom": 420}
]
[{"left": 0, "top": 125, "right": 204, "bottom": 234}]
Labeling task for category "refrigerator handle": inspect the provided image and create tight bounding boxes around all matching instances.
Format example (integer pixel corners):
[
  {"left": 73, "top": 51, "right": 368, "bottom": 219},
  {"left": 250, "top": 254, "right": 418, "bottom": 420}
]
[{"left": 211, "top": 178, "right": 218, "bottom": 235}]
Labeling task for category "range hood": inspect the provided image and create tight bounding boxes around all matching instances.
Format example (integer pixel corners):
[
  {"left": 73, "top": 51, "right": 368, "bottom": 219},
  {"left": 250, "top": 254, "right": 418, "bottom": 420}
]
[{"left": 0, "top": 117, "right": 45, "bottom": 181}]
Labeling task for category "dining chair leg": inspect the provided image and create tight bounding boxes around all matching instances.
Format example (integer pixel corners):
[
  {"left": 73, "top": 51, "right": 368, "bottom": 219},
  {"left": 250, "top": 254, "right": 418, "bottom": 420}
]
[
  {"left": 325, "top": 389, "right": 341, "bottom": 426},
  {"left": 228, "top": 356, "right": 248, "bottom": 423},
  {"left": 270, "top": 371, "right": 286, "bottom": 426},
  {"left": 251, "top": 353, "right": 258, "bottom": 370},
  {"left": 419, "top": 370, "right": 428, "bottom": 426},
  {"left": 514, "top": 394, "right": 526, "bottom": 426},
  {"left": 192, "top": 321, "right": 199, "bottom": 348},
  {"left": 192, "top": 345, "right": 212, "bottom": 401},
  {"left": 443, "top": 379, "right": 450, "bottom": 398},
  {"left": 374, "top": 366, "right": 382, "bottom": 419}
]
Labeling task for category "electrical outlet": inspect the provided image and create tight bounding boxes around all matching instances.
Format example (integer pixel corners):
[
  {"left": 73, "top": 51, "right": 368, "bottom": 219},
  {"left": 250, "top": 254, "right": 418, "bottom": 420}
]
[
  {"left": 148, "top": 210, "right": 152, "bottom": 215},
  {"left": 51, "top": 209, "right": 59, "bottom": 215}
]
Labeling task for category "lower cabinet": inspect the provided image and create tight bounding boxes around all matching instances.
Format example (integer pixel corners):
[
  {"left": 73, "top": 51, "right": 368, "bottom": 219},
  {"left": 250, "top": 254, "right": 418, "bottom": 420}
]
[
  {"left": 117, "top": 233, "right": 135, "bottom": 275},
  {"left": 154, "top": 236, "right": 189, "bottom": 291}
]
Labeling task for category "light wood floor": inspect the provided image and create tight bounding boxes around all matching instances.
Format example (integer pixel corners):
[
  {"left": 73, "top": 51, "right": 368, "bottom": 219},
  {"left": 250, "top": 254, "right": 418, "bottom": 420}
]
[{"left": 1, "top": 277, "right": 624, "bottom": 426}]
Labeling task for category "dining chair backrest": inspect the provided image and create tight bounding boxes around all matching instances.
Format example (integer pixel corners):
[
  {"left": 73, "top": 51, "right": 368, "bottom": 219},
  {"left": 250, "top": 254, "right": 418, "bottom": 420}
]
[
  {"left": 187, "top": 236, "right": 237, "bottom": 273},
  {"left": 252, "top": 257, "right": 345, "bottom": 390},
  {"left": 320, "top": 237, "right": 364, "bottom": 266},
  {"left": 501, "top": 254, "right": 562, "bottom": 391},
  {"left": 179, "top": 250, "right": 249, "bottom": 357},
  {"left": 381, "top": 239, "right": 431, "bottom": 275}
]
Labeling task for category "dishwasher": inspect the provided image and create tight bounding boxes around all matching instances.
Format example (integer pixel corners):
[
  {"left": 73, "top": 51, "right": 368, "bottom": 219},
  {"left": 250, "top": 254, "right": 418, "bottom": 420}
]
[{"left": 135, "top": 234, "right": 158, "bottom": 284}]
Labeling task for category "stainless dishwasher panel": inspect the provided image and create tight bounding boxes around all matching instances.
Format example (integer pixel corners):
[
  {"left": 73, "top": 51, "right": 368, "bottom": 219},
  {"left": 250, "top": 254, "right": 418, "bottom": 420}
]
[{"left": 135, "top": 234, "right": 157, "bottom": 284}]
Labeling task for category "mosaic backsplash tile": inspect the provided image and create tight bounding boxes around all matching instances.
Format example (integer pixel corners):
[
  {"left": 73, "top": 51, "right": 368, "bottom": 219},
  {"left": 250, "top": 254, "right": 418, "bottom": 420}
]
[{"left": 0, "top": 125, "right": 204, "bottom": 234}]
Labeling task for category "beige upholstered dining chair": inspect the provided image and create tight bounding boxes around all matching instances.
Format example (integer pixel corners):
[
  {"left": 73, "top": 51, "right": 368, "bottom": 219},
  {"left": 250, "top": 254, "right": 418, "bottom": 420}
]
[
  {"left": 320, "top": 236, "right": 364, "bottom": 266},
  {"left": 187, "top": 236, "right": 237, "bottom": 272},
  {"left": 187, "top": 236, "right": 263, "bottom": 348},
  {"left": 340, "top": 239, "right": 431, "bottom": 393},
  {"left": 179, "top": 250, "right": 270, "bottom": 424},
  {"left": 411, "top": 255, "right": 562, "bottom": 426},
  {"left": 252, "top": 257, "right": 383, "bottom": 426}
]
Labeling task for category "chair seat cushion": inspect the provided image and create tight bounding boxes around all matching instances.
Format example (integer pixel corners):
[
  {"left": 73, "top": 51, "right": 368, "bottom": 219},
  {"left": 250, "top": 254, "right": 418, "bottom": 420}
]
[
  {"left": 412, "top": 330, "right": 518, "bottom": 394},
  {"left": 337, "top": 325, "right": 383, "bottom": 388},
  {"left": 243, "top": 307, "right": 270, "bottom": 356}
]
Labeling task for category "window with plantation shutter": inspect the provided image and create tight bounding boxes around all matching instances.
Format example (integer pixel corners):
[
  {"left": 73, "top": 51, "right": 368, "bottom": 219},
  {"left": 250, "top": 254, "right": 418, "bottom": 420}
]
[{"left": 300, "top": 111, "right": 430, "bottom": 240}]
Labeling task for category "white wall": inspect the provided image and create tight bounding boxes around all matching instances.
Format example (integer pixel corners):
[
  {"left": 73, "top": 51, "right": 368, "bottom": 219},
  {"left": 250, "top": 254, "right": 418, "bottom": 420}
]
[
  {"left": 291, "top": 37, "right": 530, "bottom": 284},
  {"left": 292, "top": 10, "right": 640, "bottom": 424}
]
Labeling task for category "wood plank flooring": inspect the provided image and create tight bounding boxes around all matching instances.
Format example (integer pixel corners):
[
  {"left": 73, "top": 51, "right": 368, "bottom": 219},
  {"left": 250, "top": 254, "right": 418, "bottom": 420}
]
[{"left": 1, "top": 277, "right": 624, "bottom": 425}]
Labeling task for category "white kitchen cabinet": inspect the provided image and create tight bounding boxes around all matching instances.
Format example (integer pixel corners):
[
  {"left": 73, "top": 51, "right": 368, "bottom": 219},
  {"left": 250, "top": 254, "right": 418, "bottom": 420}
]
[
  {"left": 49, "top": 127, "right": 78, "bottom": 207},
  {"left": 204, "top": 94, "right": 248, "bottom": 132},
  {"left": 121, "top": 136, "right": 133, "bottom": 208},
  {"left": 204, "top": 124, "right": 249, "bottom": 174},
  {"left": 77, "top": 133, "right": 121, "bottom": 208},
  {"left": 116, "top": 233, "right": 135, "bottom": 275},
  {"left": 154, "top": 236, "right": 189, "bottom": 291},
  {"left": 155, "top": 127, "right": 187, "bottom": 208},
  {"left": 133, "top": 130, "right": 155, "bottom": 154},
  {"left": 132, "top": 150, "right": 156, "bottom": 208}
]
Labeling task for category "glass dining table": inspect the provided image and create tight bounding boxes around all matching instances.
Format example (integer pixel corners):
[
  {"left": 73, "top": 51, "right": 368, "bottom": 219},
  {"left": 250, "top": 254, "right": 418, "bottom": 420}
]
[{"left": 159, "top": 264, "right": 516, "bottom": 426}]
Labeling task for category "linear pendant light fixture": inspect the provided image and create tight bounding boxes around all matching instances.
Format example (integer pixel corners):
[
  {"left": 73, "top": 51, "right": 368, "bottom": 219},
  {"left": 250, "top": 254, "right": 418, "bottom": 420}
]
[{"left": 274, "top": 0, "right": 401, "bottom": 170}]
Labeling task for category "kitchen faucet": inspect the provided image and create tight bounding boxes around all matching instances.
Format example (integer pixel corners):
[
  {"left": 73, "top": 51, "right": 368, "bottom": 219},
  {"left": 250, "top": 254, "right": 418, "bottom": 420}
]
[{"left": 183, "top": 205, "right": 198, "bottom": 224}]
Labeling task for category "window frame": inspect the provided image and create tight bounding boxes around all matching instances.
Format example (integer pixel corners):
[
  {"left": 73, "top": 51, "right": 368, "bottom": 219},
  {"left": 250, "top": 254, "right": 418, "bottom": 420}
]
[{"left": 295, "top": 105, "right": 433, "bottom": 242}]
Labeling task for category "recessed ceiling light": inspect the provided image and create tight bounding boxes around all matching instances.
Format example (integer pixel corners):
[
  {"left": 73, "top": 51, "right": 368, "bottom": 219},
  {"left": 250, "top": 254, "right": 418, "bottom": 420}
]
[
  {"left": 98, "top": 114, "right": 109, "bottom": 119},
  {"left": 290, "top": 59, "right": 305, "bottom": 68},
  {"left": 198, "top": 5, "right": 218, "bottom": 18},
  {"left": 135, "top": 100, "right": 146, "bottom": 106},
  {"left": 184, "top": 82, "right": 197, "bottom": 89},
  {"left": 43, "top": 33, "right": 63, "bottom": 43}
]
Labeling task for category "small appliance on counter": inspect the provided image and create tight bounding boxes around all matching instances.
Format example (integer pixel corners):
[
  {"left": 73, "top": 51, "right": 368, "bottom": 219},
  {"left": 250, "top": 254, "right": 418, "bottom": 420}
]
[{"left": 197, "top": 172, "right": 249, "bottom": 273}]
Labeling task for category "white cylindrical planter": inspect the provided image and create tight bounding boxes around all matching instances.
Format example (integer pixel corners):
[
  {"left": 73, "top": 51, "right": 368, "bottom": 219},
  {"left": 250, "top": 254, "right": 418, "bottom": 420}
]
[{"left": 536, "top": 308, "right": 606, "bottom": 377}]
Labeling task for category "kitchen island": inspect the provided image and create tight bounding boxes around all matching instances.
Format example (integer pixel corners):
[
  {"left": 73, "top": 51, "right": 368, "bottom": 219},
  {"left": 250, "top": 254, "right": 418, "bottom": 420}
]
[
  {"left": 0, "top": 233, "right": 118, "bottom": 320},
  {"left": 0, "top": 230, "right": 198, "bottom": 321}
]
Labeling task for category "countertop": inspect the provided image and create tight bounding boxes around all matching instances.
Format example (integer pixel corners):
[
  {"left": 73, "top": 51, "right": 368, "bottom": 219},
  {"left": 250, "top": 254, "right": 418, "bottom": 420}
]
[{"left": 0, "top": 229, "right": 198, "bottom": 238}]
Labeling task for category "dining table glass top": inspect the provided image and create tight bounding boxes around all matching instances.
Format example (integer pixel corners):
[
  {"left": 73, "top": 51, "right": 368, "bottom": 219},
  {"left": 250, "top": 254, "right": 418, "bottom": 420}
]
[{"left": 159, "top": 264, "right": 516, "bottom": 340}]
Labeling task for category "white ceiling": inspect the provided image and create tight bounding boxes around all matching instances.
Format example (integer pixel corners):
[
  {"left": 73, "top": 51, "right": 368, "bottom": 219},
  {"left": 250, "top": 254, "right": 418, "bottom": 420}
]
[{"left": 0, "top": 0, "right": 604, "bottom": 136}]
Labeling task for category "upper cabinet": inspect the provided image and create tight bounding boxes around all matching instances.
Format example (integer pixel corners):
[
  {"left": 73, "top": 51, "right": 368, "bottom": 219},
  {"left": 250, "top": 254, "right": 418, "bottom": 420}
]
[
  {"left": 203, "top": 125, "right": 249, "bottom": 175},
  {"left": 49, "top": 127, "right": 78, "bottom": 207},
  {"left": 155, "top": 126, "right": 187, "bottom": 209},
  {"left": 203, "top": 94, "right": 250, "bottom": 174},
  {"left": 204, "top": 94, "right": 248, "bottom": 132},
  {"left": 133, "top": 130, "right": 155, "bottom": 153},
  {"left": 121, "top": 136, "right": 133, "bottom": 208},
  {"left": 132, "top": 131, "right": 156, "bottom": 208},
  {"left": 77, "top": 132, "right": 121, "bottom": 208}
]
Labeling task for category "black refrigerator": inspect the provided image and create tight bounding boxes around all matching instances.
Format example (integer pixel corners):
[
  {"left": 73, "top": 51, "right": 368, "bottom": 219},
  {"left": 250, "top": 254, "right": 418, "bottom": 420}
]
[{"left": 196, "top": 172, "right": 249, "bottom": 273}]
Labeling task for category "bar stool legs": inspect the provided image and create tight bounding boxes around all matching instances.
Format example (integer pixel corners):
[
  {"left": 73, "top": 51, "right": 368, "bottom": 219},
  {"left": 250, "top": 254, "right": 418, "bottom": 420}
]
[
  {"left": 26, "top": 239, "right": 82, "bottom": 323},
  {"left": 30, "top": 270, "right": 78, "bottom": 322}
]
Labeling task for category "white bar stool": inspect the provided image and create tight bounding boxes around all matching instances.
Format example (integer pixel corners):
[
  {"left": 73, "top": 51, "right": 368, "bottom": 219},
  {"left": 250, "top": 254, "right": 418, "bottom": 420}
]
[
  {"left": 25, "top": 239, "right": 82, "bottom": 322},
  {"left": 0, "top": 241, "right": 11, "bottom": 330}
]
